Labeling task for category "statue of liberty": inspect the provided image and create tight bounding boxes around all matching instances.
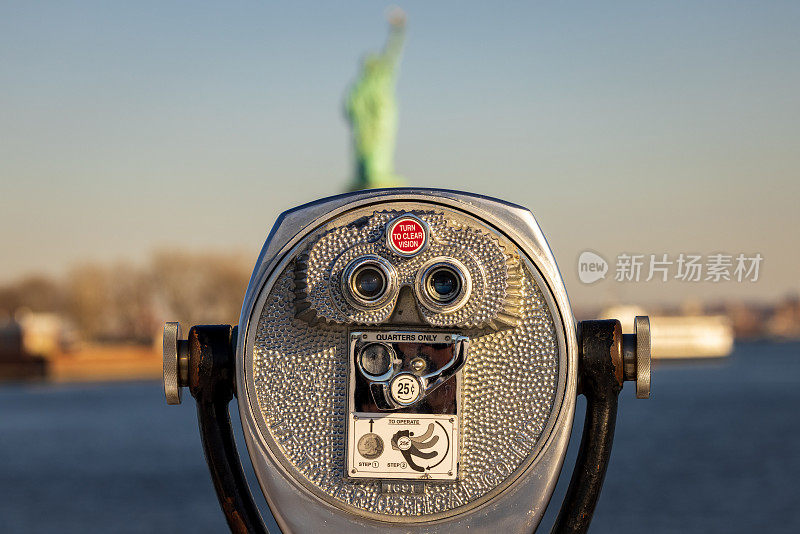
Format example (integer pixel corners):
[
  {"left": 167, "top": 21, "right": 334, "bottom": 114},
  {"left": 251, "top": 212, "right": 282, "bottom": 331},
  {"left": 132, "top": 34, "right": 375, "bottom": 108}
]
[{"left": 345, "top": 8, "right": 406, "bottom": 190}]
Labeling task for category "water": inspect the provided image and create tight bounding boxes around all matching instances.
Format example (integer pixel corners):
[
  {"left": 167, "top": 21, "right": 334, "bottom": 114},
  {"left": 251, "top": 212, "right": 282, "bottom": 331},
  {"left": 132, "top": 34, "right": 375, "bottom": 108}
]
[{"left": 1, "top": 341, "right": 798, "bottom": 533}]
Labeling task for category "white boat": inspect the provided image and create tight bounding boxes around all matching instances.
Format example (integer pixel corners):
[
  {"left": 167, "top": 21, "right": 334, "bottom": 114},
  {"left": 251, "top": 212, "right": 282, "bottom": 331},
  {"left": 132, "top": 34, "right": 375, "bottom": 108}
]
[{"left": 600, "top": 305, "right": 733, "bottom": 359}]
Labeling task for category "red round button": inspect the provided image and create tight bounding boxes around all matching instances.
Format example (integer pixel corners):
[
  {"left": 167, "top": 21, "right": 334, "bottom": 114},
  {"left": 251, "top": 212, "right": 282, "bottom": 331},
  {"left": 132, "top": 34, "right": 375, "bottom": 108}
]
[{"left": 387, "top": 216, "right": 427, "bottom": 256}]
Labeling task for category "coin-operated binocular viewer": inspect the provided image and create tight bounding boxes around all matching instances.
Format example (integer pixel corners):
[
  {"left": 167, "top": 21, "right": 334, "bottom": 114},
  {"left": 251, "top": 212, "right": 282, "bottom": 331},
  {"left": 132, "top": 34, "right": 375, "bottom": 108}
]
[{"left": 162, "top": 189, "right": 651, "bottom": 533}]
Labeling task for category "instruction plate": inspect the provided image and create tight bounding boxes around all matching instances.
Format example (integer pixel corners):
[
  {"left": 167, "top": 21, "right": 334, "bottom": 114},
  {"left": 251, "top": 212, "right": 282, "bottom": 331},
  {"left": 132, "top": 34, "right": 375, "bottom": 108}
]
[{"left": 347, "top": 412, "right": 459, "bottom": 480}]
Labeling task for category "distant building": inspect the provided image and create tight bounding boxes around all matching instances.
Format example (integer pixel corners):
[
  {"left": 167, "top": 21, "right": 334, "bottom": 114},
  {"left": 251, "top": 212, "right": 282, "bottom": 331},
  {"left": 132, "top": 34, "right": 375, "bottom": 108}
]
[
  {"left": 0, "top": 316, "right": 24, "bottom": 359},
  {"left": 0, "top": 315, "right": 49, "bottom": 380},
  {"left": 16, "top": 311, "right": 77, "bottom": 357},
  {"left": 767, "top": 295, "right": 800, "bottom": 339}
]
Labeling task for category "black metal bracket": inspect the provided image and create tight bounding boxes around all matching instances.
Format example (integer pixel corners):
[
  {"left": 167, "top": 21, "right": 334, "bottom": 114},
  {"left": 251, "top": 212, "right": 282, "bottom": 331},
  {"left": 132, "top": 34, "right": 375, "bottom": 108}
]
[
  {"left": 186, "top": 325, "right": 269, "bottom": 534},
  {"left": 551, "top": 319, "right": 624, "bottom": 534},
  {"left": 187, "top": 320, "right": 624, "bottom": 534}
]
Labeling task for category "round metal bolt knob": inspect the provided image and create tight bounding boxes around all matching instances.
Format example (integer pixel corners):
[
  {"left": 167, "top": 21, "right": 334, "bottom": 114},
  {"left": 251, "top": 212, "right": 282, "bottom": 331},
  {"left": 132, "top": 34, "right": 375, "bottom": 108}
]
[
  {"left": 634, "top": 316, "right": 651, "bottom": 399},
  {"left": 163, "top": 322, "right": 185, "bottom": 405}
]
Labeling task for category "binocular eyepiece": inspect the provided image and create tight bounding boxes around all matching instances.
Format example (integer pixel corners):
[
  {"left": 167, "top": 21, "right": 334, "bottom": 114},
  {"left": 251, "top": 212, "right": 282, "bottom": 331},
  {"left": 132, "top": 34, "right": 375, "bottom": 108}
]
[
  {"left": 162, "top": 188, "right": 651, "bottom": 534},
  {"left": 342, "top": 253, "right": 472, "bottom": 314}
]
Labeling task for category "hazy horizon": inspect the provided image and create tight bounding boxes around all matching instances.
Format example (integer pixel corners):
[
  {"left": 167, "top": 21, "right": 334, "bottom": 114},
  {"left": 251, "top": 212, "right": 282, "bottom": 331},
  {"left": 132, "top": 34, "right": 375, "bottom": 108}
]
[{"left": 2, "top": 1, "right": 798, "bottom": 308}]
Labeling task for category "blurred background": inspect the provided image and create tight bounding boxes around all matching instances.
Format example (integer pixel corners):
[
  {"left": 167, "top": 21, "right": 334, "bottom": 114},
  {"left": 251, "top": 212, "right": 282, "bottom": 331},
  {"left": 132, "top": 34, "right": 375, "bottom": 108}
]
[{"left": 1, "top": 1, "right": 798, "bottom": 532}]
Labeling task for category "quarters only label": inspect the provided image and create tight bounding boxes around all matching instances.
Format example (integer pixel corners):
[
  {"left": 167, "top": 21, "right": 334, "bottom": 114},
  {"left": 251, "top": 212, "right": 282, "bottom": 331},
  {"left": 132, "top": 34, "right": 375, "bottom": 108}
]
[{"left": 347, "top": 412, "right": 459, "bottom": 480}]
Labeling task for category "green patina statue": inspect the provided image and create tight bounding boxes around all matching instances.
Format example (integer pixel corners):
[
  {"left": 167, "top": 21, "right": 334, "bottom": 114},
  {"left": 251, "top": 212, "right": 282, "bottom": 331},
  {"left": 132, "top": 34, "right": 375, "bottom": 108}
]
[{"left": 345, "top": 9, "right": 406, "bottom": 190}]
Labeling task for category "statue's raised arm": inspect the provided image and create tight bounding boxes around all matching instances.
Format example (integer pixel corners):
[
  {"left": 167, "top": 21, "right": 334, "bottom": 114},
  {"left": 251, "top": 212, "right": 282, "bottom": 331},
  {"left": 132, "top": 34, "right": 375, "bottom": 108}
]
[{"left": 381, "top": 7, "right": 406, "bottom": 72}]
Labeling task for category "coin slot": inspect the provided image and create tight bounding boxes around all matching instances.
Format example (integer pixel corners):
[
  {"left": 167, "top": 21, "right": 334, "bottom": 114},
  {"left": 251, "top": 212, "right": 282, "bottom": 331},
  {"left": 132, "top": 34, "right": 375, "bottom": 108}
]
[{"left": 359, "top": 343, "right": 395, "bottom": 379}]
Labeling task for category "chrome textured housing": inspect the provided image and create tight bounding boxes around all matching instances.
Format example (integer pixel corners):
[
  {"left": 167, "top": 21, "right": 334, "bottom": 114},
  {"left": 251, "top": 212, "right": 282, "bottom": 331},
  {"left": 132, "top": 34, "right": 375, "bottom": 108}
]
[
  {"left": 293, "top": 209, "right": 523, "bottom": 329},
  {"left": 236, "top": 189, "right": 578, "bottom": 533}
]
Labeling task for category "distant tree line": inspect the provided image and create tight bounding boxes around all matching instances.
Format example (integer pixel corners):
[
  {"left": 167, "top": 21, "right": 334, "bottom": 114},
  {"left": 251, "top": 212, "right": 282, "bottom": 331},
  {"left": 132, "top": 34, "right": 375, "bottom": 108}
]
[{"left": 0, "top": 251, "right": 253, "bottom": 344}]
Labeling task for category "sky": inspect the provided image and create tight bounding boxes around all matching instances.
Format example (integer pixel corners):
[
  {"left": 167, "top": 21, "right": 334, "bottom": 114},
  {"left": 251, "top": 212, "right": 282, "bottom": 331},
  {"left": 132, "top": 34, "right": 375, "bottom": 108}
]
[{"left": 1, "top": 1, "right": 798, "bottom": 308}]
